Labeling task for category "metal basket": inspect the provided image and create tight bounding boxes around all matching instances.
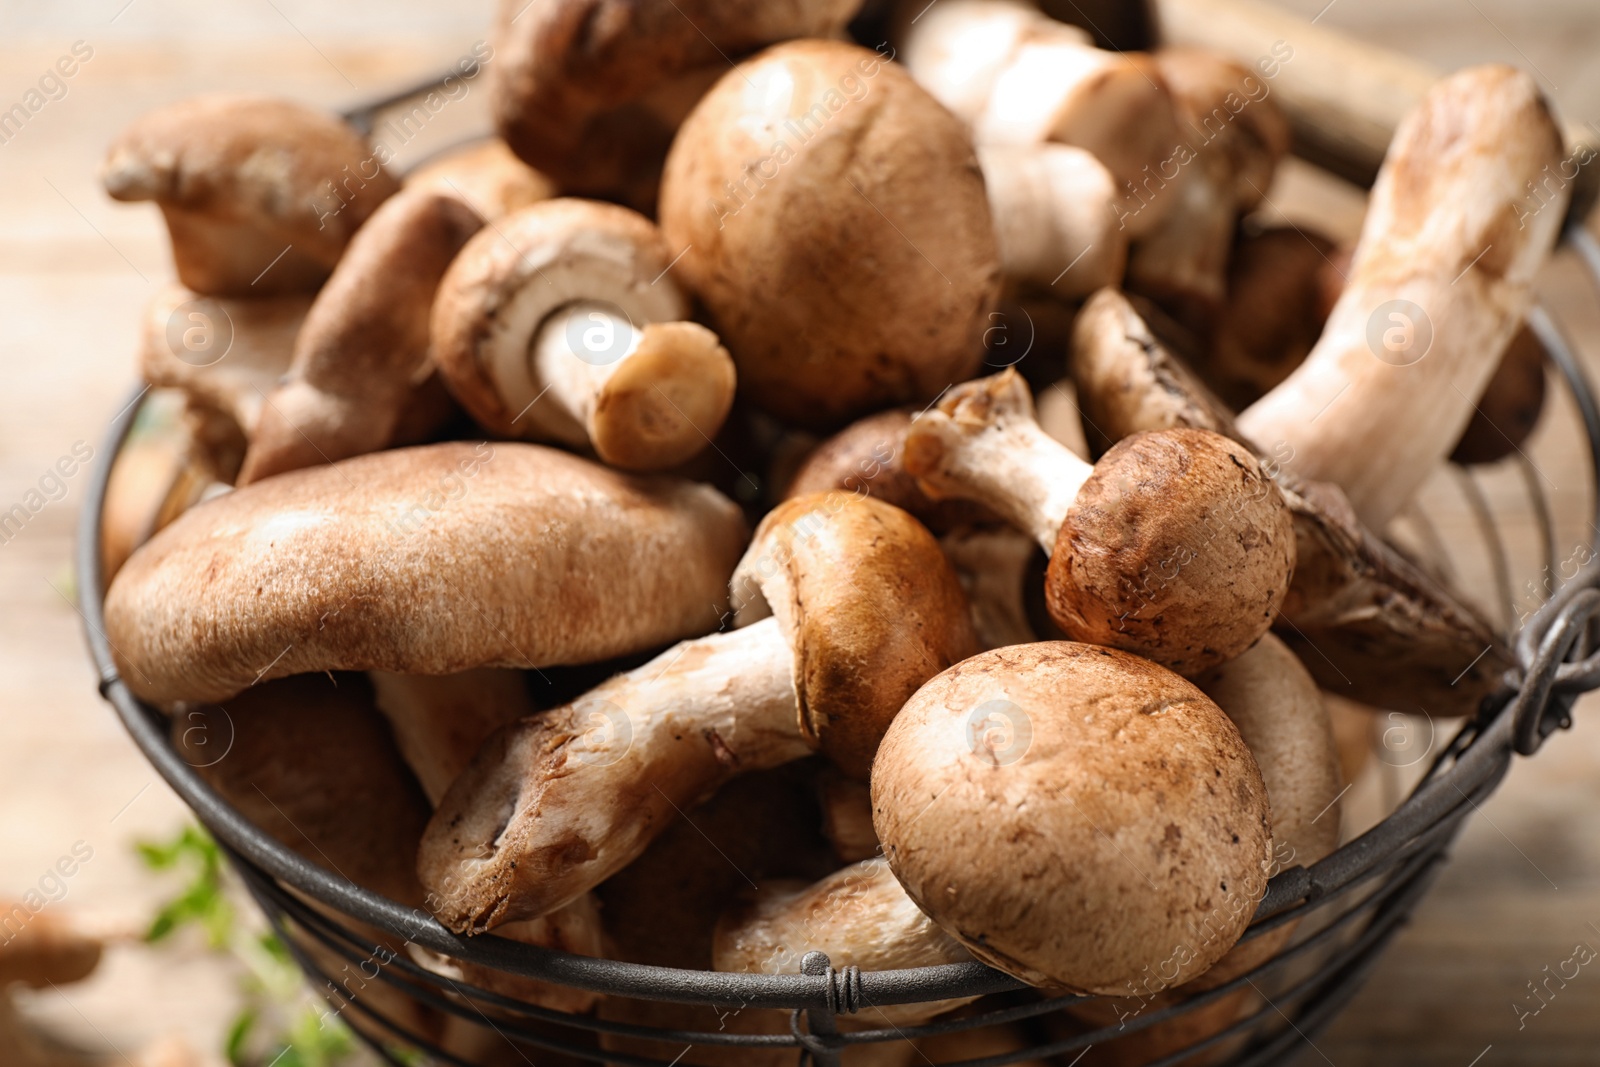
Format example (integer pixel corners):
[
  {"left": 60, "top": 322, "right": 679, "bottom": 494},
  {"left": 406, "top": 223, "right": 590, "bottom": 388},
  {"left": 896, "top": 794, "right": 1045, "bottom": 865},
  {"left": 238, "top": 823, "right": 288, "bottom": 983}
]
[{"left": 75, "top": 66, "right": 1600, "bottom": 1067}]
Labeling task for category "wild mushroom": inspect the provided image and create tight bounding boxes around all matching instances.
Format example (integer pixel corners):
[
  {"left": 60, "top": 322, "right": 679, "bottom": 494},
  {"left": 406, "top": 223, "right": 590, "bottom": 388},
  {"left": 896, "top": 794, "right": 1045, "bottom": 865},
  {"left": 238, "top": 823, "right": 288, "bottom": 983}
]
[
  {"left": 99, "top": 392, "right": 223, "bottom": 582},
  {"left": 101, "top": 94, "right": 398, "bottom": 295},
  {"left": 368, "top": 669, "right": 536, "bottom": 807},
  {"left": 902, "top": 369, "right": 1295, "bottom": 676},
  {"left": 873, "top": 641, "right": 1273, "bottom": 993},
  {"left": 1124, "top": 46, "right": 1291, "bottom": 333},
  {"left": 490, "top": 0, "right": 863, "bottom": 209},
  {"left": 1069, "top": 286, "right": 1511, "bottom": 714},
  {"left": 979, "top": 142, "right": 1128, "bottom": 296},
  {"left": 418, "top": 491, "right": 976, "bottom": 931},
  {"left": 901, "top": 0, "right": 1183, "bottom": 237},
  {"left": 404, "top": 138, "right": 554, "bottom": 221},
  {"left": 659, "top": 39, "right": 1001, "bottom": 427},
  {"left": 712, "top": 857, "right": 977, "bottom": 1025},
  {"left": 1235, "top": 65, "right": 1568, "bottom": 529},
  {"left": 236, "top": 187, "right": 483, "bottom": 483},
  {"left": 104, "top": 442, "right": 748, "bottom": 706},
  {"left": 431, "top": 198, "right": 736, "bottom": 471}
]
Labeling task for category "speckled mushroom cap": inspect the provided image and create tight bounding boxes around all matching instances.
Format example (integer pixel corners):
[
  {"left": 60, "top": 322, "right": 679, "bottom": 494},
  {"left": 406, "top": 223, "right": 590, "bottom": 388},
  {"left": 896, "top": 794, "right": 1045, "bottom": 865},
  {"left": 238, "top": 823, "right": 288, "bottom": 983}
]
[
  {"left": 430, "top": 198, "right": 721, "bottom": 446},
  {"left": 732, "top": 492, "right": 978, "bottom": 779},
  {"left": 102, "top": 94, "right": 398, "bottom": 295},
  {"left": 872, "top": 642, "right": 1274, "bottom": 994},
  {"left": 1047, "top": 426, "right": 1295, "bottom": 677},
  {"left": 491, "top": 0, "right": 862, "bottom": 204},
  {"left": 659, "top": 40, "right": 1001, "bottom": 428},
  {"left": 105, "top": 442, "right": 748, "bottom": 706}
]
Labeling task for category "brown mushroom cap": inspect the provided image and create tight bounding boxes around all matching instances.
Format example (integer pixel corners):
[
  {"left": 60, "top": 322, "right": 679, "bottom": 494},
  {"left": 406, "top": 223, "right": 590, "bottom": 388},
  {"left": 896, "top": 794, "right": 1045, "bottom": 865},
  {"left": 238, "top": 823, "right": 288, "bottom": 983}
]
[
  {"left": 0, "top": 910, "right": 104, "bottom": 989},
  {"left": 102, "top": 94, "right": 398, "bottom": 295},
  {"left": 732, "top": 492, "right": 980, "bottom": 778},
  {"left": 873, "top": 642, "right": 1273, "bottom": 994},
  {"left": 239, "top": 187, "right": 484, "bottom": 484},
  {"left": 491, "top": 0, "right": 862, "bottom": 205},
  {"left": 1047, "top": 426, "right": 1295, "bottom": 676},
  {"left": 1154, "top": 46, "right": 1290, "bottom": 211},
  {"left": 660, "top": 40, "right": 1001, "bottom": 427},
  {"left": 105, "top": 442, "right": 747, "bottom": 705}
]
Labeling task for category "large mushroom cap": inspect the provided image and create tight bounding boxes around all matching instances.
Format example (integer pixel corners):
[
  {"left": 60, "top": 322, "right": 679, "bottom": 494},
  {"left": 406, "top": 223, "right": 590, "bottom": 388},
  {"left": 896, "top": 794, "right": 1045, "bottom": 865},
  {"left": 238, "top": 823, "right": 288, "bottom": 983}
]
[
  {"left": 102, "top": 94, "right": 398, "bottom": 295},
  {"left": 733, "top": 492, "right": 978, "bottom": 778},
  {"left": 872, "top": 642, "right": 1273, "bottom": 994},
  {"left": 1047, "top": 427, "right": 1296, "bottom": 676},
  {"left": 660, "top": 39, "right": 1001, "bottom": 427},
  {"left": 105, "top": 442, "right": 747, "bottom": 705}
]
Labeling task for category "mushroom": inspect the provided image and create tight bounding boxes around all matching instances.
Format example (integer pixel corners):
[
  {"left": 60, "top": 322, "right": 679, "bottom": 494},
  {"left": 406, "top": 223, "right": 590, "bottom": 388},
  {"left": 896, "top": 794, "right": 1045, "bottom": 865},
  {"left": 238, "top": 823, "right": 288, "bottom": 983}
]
[
  {"left": 137, "top": 282, "right": 310, "bottom": 458},
  {"left": 104, "top": 442, "right": 748, "bottom": 706},
  {"left": 940, "top": 525, "right": 1056, "bottom": 651},
  {"left": 0, "top": 910, "right": 104, "bottom": 989},
  {"left": 1069, "top": 287, "right": 1510, "bottom": 715},
  {"left": 816, "top": 767, "right": 880, "bottom": 864},
  {"left": 101, "top": 94, "right": 398, "bottom": 295},
  {"left": 1124, "top": 47, "right": 1292, "bottom": 334},
  {"left": 873, "top": 642, "right": 1273, "bottom": 993},
  {"left": 901, "top": 0, "right": 1183, "bottom": 237},
  {"left": 417, "top": 491, "right": 976, "bottom": 931},
  {"left": 979, "top": 142, "right": 1128, "bottom": 296},
  {"left": 902, "top": 369, "right": 1295, "bottom": 676},
  {"left": 1235, "top": 65, "right": 1568, "bottom": 529},
  {"left": 99, "top": 391, "right": 222, "bottom": 582},
  {"left": 712, "top": 857, "right": 977, "bottom": 1025},
  {"left": 431, "top": 198, "right": 737, "bottom": 471},
  {"left": 659, "top": 39, "right": 1002, "bottom": 428},
  {"left": 236, "top": 187, "right": 483, "bottom": 483},
  {"left": 490, "top": 0, "right": 863, "bottom": 209},
  {"left": 403, "top": 138, "right": 554, "bottom": 222}
]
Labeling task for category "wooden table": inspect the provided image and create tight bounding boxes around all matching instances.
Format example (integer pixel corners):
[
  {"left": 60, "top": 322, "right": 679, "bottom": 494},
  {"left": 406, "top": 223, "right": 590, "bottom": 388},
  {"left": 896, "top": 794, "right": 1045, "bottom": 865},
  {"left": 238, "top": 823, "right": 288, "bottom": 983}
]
[{"left": 0, "top": 2, "right": 1595, "bottom": 1065}]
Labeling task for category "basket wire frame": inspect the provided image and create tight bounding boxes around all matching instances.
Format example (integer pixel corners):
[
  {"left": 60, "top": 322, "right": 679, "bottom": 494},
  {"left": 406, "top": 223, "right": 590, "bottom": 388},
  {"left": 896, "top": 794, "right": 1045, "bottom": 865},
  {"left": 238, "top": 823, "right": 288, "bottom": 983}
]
[{"left": 74, "top": 62, "right": 1600, "bottom": 1065}]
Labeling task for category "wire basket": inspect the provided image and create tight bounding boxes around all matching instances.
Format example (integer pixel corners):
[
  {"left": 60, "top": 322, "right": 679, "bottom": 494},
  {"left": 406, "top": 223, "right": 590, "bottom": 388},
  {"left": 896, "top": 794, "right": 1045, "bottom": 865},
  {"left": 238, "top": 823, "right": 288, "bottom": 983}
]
[{"left": 75, "top": 62, "right": 1600, "bottom": 1067}]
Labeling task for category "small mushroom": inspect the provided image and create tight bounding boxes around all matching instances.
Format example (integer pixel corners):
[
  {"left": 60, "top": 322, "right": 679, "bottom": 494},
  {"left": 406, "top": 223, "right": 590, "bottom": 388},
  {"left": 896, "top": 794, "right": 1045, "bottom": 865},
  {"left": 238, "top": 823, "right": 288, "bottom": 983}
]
[
  {"left": 659, "top": 40, "right": 1001, "bottom": 427},
  {"left": 903, "top": 369, "right": 1295, "bottom": 676},
  {"left": 403, "top": 138, "right": 554, "bottom": 222},
  {"left": 0, "top": 910, "right": 104, "bottom": 989},
  {"left": 238, "top": 187, "right": 483, "bottom": 483},
  {"left": 1069, "top": 287, "right": 1511, "bottom": 714},
  {"left": 1236, "top": 65, "right": 1568, "bottom": 529},
  {"left": 418, "top": 492, "right": 975, "bottom": 931},
  {"left": 490, "top": 0, "right": 863, "bottom": 208},
  {"left": 902, "top": 0, "right": 1183, "bottom": 237},
  {"left": 712, "top": 858, "right": 977, "bottom": 1025},
  {"left": 104, "top": 442, "right": 748, "bottom": 706},
  {"left": 101, "top": 94, "right": 398, "bottom": 295},
  {"left": 432, "top": 198, "right": 737, "bottom": 471},
  {"left": 979, "top": 142, "right": 1128, "bottom": 296},
  {"left": 873, "top": 642, "right": 1273, "bottom": 993}
]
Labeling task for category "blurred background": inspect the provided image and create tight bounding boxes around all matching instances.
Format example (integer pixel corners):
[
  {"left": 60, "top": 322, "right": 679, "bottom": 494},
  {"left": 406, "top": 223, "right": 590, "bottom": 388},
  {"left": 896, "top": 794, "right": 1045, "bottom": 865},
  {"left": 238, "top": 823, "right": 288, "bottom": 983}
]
[{"left": 1, "top": 1, "right": 1598, "bottom": 1064}]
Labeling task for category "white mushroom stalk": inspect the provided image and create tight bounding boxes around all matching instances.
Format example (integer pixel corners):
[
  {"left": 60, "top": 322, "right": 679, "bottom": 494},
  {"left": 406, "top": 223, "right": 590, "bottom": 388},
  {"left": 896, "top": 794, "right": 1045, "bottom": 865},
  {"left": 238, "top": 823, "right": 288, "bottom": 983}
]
[
  {"left": 432, "top": 198, "right": 736, "bottom": 472},
  {"left": 1236, "top": 64, "right": 1569, "bottom": 529},
  {"left": 980, "top": 143, "right": 1128, "bottom": 296}
]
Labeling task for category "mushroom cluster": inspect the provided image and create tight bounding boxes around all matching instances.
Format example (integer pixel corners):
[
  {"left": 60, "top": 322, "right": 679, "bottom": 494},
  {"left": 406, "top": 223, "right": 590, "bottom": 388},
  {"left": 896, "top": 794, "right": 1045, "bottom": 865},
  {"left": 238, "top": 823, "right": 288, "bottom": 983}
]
[{"left": 95, "top": 1, "right": 1569, "bottom": 1062}]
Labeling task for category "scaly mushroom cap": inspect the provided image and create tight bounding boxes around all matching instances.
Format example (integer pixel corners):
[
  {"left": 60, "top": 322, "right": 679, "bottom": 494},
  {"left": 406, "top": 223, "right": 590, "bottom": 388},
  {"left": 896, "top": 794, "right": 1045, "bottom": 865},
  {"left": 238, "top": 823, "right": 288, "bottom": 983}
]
[
  {"left": 1047, "top": 426, "right": 1295, "bottom": 676},
  {"left": 431, "top": 198, "right": 736, "bottom": 469},
  {"left": 713, "top": 858, "right": 976, "bottom": 1025},
  {"left": 105, "top": 442, "right": 747, "bottom": 705},
  {"left": 102, "top": 94, "right": 398, "bottom": 295},
  {"left": 491, "top": 0, "right": 862, "bottom": 203},
  {"left": 783, "top": 408, "right": 999, "bottom": 533},
  {"left": 660, "top": 40, "right": 1001, "bottom": 427},
  {"left": 732, "top": 492, "right": 979, "bottom": 779},
  {"left": 873, "top": 642, "right": 1273, "bottom": 993},
  {"left": 404, "top": 138, "right": 554, "bottom": 221},
  {"left": 240, "top": 187, "right": 485, "bottom": 484}
]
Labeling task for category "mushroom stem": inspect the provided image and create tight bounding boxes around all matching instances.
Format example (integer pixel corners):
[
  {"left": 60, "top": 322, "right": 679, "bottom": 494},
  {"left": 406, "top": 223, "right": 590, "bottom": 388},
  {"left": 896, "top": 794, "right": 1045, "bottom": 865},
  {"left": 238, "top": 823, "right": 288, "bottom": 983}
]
[
  {"left": 979, "top": 143, "right": 1127, "bottom": 295},
  {"left": 904, "top": 371, "right": 1091, "bottom": 551},
  {"left": 423, "top": 617, "right": 812, "bottom": 927}
]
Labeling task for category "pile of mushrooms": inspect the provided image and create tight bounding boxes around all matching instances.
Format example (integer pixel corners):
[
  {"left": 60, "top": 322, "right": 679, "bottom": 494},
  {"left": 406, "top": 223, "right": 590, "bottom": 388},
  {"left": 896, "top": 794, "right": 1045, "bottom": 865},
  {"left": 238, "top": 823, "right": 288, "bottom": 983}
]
[{"left": 94, "top": 0, "right": 1571, "bottom": 1061}]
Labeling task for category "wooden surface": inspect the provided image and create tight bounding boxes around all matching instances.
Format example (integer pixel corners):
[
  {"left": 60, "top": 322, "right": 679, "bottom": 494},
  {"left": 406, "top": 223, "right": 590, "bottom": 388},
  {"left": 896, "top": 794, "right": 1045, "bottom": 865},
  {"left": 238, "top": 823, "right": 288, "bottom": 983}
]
[{"left": 0, "top": 2, "right": 1596, "bottom": 1065}]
